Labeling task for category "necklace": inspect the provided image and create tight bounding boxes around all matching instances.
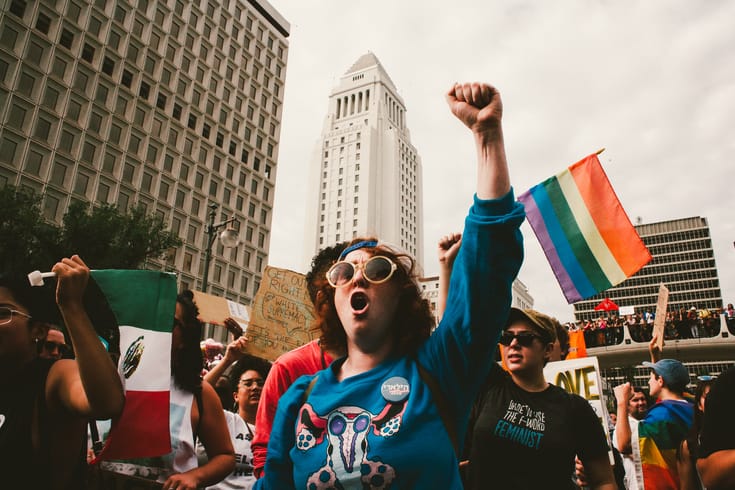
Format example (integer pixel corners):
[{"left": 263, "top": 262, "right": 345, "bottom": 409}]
[{"left": 244, "top": 420, "right": 255, "bottom": 441}]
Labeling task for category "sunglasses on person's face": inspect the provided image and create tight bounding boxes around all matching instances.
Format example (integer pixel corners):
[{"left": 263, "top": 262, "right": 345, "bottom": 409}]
[
  {"left": 498, "top": 331, "right": 545, "bottom": 347},
  {"left": 42, "top": 341, "right": 70, "bottom": 355},
  {"left": 326, "top": 256, "right": 397, "bottom": 288}
]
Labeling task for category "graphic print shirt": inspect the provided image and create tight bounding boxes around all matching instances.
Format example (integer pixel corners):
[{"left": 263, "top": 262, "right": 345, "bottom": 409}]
[{"left": 466, "top": 363, "right": 609, "bottom": 490}]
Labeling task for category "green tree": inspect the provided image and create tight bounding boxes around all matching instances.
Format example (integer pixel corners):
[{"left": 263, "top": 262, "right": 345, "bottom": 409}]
[
  {"left": 0, "top": 185, "right": 182, "bottom": 273},
  {"left": 0, "top": 186, "right": 61, "bottom": 275},
  {"left": 59, "top": 201, "right": 182, "bottom": 269}
]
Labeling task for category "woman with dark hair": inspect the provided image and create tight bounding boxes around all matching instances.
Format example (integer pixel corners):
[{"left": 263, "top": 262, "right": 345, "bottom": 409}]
[
  {"left": 199, "top": 352, "right": 272, "bottom": 489},
  {"left": 0, "top": 255, "right": 124, "bottom": 489},
  {"left": 101, "top": 292, "right": 234, "bottom": 489},
  {"left": 677, "top": 376, "right": 716, "bottom": 490},
  {"left": 254, "top": 82, "right": 525, "bottom": 489}
]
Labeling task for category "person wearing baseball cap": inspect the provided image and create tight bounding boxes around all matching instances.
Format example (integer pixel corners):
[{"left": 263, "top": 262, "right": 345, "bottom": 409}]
[
  {"left": 463, "top": 308, "right": 615, "bottom": 489},
  {"left": 614, "top": 357, "right": 694, "bottom": 489}
]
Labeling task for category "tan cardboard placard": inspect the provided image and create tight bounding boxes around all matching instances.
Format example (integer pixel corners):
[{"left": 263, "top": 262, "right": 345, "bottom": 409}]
[
  {"left": 653, "top": 283, "right": 669, "bottom": 350},
  {"left": 191, "top": 290, "right": 249, "bottom": 326},
  {"left": 246, "top": 266, "right": 319, "bottom": 361}
]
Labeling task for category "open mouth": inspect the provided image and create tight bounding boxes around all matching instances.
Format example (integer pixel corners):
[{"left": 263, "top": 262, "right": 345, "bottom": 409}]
[{"left": 350, "top": 292, "right": 369, "bottom": 313}]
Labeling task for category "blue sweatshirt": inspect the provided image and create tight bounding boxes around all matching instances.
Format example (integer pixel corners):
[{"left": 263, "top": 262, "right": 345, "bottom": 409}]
[{"left": 255, "top": 190, "right": 525, "bottom": 489}]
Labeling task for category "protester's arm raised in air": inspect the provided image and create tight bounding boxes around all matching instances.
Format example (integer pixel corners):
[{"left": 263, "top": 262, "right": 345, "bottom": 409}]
[
  {"left": 203, "top": 334, "right": 249, "bottom": 386},
  {"left": 45, "top": 255, "right": 124, "bottom": 419},
  {"left": 437, "top": 232, "right": 461, "bottom": 322},
  {"left": 445, "top": 82, "right": 510, "bottom": 200},
  {"left": 614, "top": 382, "right": 633, "bottom": 454}
]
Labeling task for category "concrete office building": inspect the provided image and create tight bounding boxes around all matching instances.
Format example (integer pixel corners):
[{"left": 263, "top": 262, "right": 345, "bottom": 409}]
[
  {"left": 574, "top": 216, "right": 724, "bottom": 320},
  {"left": 0, "top": 0, "right": 289, "bottom": 305},
  {"left": 303, "top": 52, "right": 424, "bottom": 270}
]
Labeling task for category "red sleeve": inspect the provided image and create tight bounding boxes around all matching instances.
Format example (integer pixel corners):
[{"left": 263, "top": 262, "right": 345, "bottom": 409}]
[
  {"left": 252, "top": 358, "right": 294, "bottom": 479},
  {"left": 252, "top": 341, "right": 334, "bottom": 479}
]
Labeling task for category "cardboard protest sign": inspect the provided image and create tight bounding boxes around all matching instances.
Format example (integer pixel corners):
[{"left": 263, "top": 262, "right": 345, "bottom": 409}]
[
  {"left": 192, "top": 290, "right": 249, "bottom": 327},
  {"left": 544, "top": 356, "right": 614, "bottom": 463},
  {"left": 653, "top": 284, "right": 669, "bottom": 350},
  {"left": 246, "top": 266, "right": 320, "bottom": 361}
]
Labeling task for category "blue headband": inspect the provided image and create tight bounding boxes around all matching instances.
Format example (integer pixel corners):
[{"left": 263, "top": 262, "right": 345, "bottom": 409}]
[{"left": 338, "top": 240, "right": 378, "bottom": 260}]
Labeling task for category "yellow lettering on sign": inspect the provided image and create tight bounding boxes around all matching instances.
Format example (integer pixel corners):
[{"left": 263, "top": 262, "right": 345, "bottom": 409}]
[{"left": 553, "top": 366, "right": 600, "bottom": 400}]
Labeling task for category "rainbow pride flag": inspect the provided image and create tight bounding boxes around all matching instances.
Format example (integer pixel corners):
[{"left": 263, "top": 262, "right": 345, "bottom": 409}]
[
  {"left": 638, "top": 399, "right": 693, "bottom": 489},
  {"left": 518, "top": 153, "right": 651, "bottom": 303}
]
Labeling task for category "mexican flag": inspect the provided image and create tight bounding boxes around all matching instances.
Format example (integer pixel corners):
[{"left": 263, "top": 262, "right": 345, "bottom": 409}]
[{"left": 91, "top": 270, "right": 177, "bottom": 461}]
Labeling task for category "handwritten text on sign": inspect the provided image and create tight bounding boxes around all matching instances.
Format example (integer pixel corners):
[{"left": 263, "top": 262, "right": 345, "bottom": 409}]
[{"left": 247, "top": 266, "right": 320, "bottom": 361}]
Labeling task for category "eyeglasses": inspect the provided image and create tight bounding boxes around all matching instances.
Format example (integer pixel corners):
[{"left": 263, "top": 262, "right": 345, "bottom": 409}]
[
  {"left": 0, "top": 306, "right": 32, "bottom": 325},
  {"left": 326, "top": 256, "right": 397, "bottom": 288},
  {"left": 239, "top": 378, "right": 265, "bottom": 388},
  {"left": 42, "top": 340, "right": 70, "bottom": 355},
  {"left": 498, "top": 331, "right": 546, "bottom": 347},
  {"left": 697, "top": 375, "right": 717, "bottom": 382}
]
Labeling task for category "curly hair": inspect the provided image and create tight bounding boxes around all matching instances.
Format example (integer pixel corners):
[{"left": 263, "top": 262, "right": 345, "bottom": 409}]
[
  {"left": 173, "top": 291, "right": 204, "bottom": 394},
  {"left": 315, "top": 237, "right": 434, "bottom": 357},
  {"left": 228, "top": 354, "right": 272, "bottom": 393},
  {"left": 304, "top": 242, "right": 348, "bottom": 305}
]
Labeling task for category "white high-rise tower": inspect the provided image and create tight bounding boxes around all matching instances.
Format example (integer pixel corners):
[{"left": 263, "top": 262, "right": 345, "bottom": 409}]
[{"left": 303, "top": 52, "right": 423, "bottom": 269}]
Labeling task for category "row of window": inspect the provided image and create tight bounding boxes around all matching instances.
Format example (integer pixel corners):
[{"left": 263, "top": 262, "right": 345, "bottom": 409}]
[{"left": 640, "top": 227, "right": 710, "bottom": 246}]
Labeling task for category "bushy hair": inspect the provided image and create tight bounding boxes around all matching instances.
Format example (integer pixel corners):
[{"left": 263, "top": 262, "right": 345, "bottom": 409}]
[
  {"left": 173, "top": 291, "right": 204, "bottom": 394},
  {"left": 228, "top": 354, "right": 272, "bottom": 393},
  {"left": 305, "top": 242, "right": 348, "bottom": 305},
  {"left": 315, "top": 237, "right": 434, "bottom": 357}
]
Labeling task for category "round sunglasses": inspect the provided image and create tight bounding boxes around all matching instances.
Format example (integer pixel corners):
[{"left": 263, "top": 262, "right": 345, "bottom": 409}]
[{"left": 326, "top": 256, "right": 397, "bottom": 288}]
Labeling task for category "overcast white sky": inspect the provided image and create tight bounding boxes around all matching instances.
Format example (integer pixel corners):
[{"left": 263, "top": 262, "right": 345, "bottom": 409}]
[{"left": 265, "top": 0, "right": 735, "bottom": 322}]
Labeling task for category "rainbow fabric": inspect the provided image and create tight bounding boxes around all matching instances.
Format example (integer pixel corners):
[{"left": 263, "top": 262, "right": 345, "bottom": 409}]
[
  {"left": 518, "top": 153, "right": 651, "bottom": 303},
  {"left": 638, "top": 399, "right": 693, "bottom": 489}
]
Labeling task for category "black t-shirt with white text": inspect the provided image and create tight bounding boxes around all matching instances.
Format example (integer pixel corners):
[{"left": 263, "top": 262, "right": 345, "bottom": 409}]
[{"left": 465, "top": 364, "right": 609, "bottom": 490}]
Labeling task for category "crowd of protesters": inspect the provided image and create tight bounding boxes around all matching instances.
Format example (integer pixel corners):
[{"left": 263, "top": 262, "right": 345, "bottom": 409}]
[
  {"left": 6, "top": 81, "right": 735, "bottom": 490},
  {"left": 567, "top": 306, "right": 732, "bottom": 348}
]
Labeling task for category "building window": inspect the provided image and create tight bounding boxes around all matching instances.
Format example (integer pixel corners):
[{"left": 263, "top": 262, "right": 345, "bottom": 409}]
[
  {"left": 59, "top": 29, "right": 74, "bottom": 49},
  {"left": 35, "top": 12, "right": 51, "bottom": 34},
  {"left": 81, "top": 43, "right": 95, "bottom": 63},
  {"left": 102, "top": 57, "right": 115, "bottom": 76}
]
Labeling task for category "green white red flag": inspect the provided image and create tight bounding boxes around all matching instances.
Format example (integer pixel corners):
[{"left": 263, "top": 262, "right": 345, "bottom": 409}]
[{"left": 91, "top": 270, "right": 177, "bottom": 460}]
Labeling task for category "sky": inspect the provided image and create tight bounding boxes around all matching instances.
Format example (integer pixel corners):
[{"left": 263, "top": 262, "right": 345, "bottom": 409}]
[{"left": 265, "top": 0, "right": 735, "bottom": 322}]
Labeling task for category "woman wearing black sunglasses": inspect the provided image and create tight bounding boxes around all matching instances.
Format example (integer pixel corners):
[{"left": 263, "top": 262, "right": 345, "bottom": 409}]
[
  {"left": 463, "top": 308, "right": 616, "bottom": 490},
  {"left": 255, "top": 82, "right": 524, "bottom": 489}
]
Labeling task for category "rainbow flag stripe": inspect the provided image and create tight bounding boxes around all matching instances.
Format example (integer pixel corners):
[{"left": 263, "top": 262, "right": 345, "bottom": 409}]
[
  {"left": 638, "top": 400, "right": 693, "bottom": 490},
  {"left": 518, "top": 153, "right": 651, "bottom": 303}
]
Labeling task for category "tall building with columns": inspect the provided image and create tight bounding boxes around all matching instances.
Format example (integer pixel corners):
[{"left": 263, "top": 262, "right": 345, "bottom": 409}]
[{"left": 303, "top": 52, "right": 424, "bottom": 269}]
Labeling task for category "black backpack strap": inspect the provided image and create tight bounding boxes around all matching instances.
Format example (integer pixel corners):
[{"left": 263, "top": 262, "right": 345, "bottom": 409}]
[
  {"left": 89, "top": 420, "right": 104, "bottom": 457},
  {"left": 302, "top": 375, "right": 319, "bottom": 404},
  {"left": 415, "top": 361, "right": 459, "bottom": 458}
]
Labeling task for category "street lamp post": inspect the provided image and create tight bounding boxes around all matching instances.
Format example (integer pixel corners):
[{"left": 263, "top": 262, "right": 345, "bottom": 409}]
[{"left": 201, "top": 202, "right": 240, "bottom": 293}]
